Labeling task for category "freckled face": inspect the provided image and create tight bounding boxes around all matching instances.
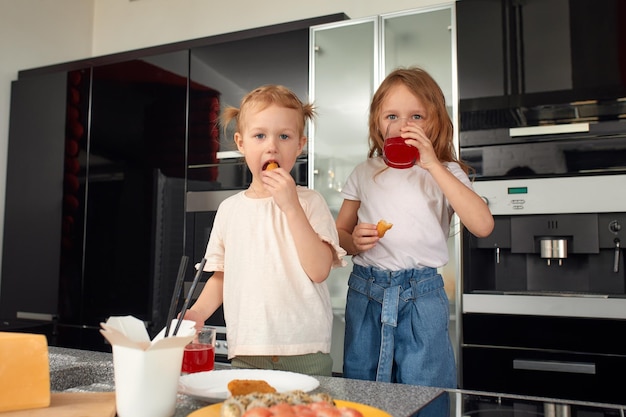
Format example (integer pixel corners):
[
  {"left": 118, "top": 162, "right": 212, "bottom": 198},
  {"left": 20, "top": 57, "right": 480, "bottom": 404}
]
[{"left": 235, "top": 104, "right": 306, "bottom": 176}]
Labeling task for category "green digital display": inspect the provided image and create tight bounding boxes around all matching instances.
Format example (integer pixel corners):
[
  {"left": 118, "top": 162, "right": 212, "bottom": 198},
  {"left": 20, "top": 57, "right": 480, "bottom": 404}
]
[{"left": 508, "top": 187, "right": 528, "bottom": 194}]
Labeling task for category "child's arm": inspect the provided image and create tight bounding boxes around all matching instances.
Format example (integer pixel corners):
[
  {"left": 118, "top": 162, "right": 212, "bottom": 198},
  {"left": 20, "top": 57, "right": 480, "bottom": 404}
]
[
  {"left": 283, "top": 203, "right": 335, "bottom": 283},
  {"left": 184, "top": 271, "right": 224, "bottom": 328},
  {"left": 427, "top": 163, "right": 494, "bottom": 238},
  {"left": 336, "top": 199, "right": 378, "bottom": 255},
  {"left": 263, "top": 169, "right": 334, "bottom": 283},
  {"left": 406, "top": 126, "right": 494, "bottom": 238}
]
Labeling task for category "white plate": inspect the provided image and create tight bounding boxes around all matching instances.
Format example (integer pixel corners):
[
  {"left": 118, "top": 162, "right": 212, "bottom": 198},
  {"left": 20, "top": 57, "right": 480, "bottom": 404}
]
[{"left": 178, "top": 369, "right": 320, "bottom": 402}]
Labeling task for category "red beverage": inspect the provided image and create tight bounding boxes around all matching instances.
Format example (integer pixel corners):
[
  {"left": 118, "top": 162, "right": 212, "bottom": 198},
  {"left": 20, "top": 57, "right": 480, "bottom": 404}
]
[
  {"left": 182, "top": 343, "right": 215, "bottom": 374},
  {"left": 383, "top": 136, "right": 419, "bottom": 169}
]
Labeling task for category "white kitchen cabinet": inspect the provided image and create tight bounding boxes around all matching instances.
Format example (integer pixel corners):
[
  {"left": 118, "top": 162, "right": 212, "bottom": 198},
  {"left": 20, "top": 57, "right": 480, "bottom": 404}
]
[{"left": 309, "top": 3, "right": 459, "bottom": 375}]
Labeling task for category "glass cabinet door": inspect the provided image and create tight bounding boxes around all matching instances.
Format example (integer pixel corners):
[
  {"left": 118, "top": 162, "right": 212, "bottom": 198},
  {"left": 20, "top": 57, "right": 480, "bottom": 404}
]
[
  {"left": 382, "top": 6, "right": 454, "bottom": 117},
  {"left": 309, "top": 17, "right": 377, "bottom": 374},
  {"left": 381, "top": 6, "right": 453, "bottom": 106},
  {"left": 381, "top": 7, "right": 457, "bottom": 268},
  {"left": 310, "top": 7, "right": 457, "bottom": 375},
  {"left": 309, "top": 17, "right": 377, "bottom": 217},
  {"left": 383, "top": 5, "right": 460, "bottom": 363},
  {"left": 309, "top": 17, "right": 377, "bottom": 307}
]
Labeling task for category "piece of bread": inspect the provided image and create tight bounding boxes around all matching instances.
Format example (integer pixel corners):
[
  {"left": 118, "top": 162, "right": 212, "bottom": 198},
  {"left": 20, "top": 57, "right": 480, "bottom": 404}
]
[
  {"left": 376, "top": 219, "right": 393, "bottom": 238},
  {"left": 265, "top": 162, "right": 279, "bottom": 171},
  {"left": 227, "top": 379, "right": 277, "bottom": 396}
]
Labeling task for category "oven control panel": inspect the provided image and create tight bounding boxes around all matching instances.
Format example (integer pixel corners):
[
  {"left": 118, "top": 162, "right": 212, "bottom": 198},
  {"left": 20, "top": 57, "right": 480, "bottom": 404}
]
[
  {"left": 212, "top": 325, "right": 228, "bottom": 357},
  {"left": 474, "top": 174, "right": 626, "bottom": 215}
]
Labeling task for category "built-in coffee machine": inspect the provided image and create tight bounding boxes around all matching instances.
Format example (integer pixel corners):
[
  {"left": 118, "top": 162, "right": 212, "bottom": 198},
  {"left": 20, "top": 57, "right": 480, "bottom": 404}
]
[{"left": 461, "top": 174, "right": 626, "bottom": 405}]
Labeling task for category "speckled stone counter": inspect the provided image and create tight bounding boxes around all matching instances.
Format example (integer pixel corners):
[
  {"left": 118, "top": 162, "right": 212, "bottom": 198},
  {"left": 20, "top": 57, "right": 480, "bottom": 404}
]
[{"left": 49, "top": 346, "right": 443, "bottom": 417}]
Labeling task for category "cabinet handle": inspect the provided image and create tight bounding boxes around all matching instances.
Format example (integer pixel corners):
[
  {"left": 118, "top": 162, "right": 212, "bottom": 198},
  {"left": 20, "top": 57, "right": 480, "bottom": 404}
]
[
  {"left": 614, "top": 238, "right": 621, "bottom": 273},
  {"left": 513, "top": 359, "right": 596, "bottom": 375},
  {"left": 509, "top": 123, "right": 589, "bottom": 137},
  {"left": 16, "top": 312, "right": 56, "bottom": 321}
]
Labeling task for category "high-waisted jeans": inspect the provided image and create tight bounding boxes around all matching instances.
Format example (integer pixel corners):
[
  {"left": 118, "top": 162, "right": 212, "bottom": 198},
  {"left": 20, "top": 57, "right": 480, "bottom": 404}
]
[{"left": 343, "top": 264, "right": 456, "bottom": 388}]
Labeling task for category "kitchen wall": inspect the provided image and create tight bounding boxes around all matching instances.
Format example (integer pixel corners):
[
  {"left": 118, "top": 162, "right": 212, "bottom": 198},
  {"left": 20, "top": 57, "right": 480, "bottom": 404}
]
[{"left": 0, "top": 0, "right": 446, "bottom": 272}]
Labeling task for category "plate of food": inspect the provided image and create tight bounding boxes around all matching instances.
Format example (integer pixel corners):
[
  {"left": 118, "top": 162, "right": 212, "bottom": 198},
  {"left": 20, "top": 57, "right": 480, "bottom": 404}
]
[
  {"left": 188, "top": 394, "right": 392, "bottom": 417},
  {"left": 179, "top": 369, "right": 320, "bottom": 402}
]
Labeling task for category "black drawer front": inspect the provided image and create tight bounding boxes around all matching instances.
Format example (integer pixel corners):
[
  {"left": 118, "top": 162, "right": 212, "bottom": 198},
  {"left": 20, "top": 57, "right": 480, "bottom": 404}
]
[
  {"left": 463, "top": 313, "right": 626, "bottom": 356},
  {"left": 462, "top": 346, "right": 626, "bottom": 404}
]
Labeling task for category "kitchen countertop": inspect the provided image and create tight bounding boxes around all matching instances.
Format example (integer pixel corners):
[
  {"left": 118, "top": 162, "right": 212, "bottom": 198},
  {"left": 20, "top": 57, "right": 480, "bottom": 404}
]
[
  {"left": 48, "top": 346, "right": 444, "bottom": 417},
  {"left": 49, "top": 346, "right": 626, "bottom": 417}
]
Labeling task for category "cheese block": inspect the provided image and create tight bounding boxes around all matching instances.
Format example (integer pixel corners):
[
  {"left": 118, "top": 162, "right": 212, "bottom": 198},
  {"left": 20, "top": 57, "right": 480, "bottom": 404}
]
[{"left": 0, "top": 332, "right": 51, "bottom": 412}]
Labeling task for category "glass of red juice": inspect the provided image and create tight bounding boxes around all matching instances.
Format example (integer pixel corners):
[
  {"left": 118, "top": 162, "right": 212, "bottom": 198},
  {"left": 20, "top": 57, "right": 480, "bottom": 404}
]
[
  {"left": 181, "top": 325, "right": 216, "bottom": 374},
  {"left": 383, "top": 118, "right": 419, "bottom": 169}
]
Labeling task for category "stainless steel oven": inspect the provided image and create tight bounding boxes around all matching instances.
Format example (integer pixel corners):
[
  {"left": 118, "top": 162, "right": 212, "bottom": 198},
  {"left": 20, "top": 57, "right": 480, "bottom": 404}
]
[
  {"left": 460, "top": 121, "right": 626, "bottom": 179},
  {"left": 185, "top": 188, "right": 238, "bottom": 365},
  {"left": 460, "top": 174, "right": 626, "bottom": 404}
]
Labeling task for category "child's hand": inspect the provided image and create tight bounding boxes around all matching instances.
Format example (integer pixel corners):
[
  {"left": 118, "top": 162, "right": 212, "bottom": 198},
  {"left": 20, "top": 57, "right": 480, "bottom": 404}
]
[
  {"left": 352, "top": 222, "right": 379, "bottom": 253},
  {"left": 401, "top": 122, "right": 441, "bottom": 170},
  {"left": 179, "top": 309, "right": 205, "bottom": 331},
  {"left": 261, "top": 167, "right": 299, "bottom": 213}
]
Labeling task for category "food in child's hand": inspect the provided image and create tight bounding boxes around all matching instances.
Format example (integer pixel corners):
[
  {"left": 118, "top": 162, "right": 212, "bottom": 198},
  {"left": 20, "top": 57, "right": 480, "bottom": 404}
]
[
  {"left": 228, "top": 379, "right": 277, "bottom": 396},
  {"left": 264, "top": 161, "right": 279, "bottom": 171},
  {"left": 376, "top": 220, "right": 393, "bottom": 237}
]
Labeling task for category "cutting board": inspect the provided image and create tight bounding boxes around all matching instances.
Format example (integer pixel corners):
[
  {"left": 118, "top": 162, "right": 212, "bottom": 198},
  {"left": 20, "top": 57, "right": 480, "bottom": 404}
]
[{"left": 0, "top": 392, "right": 116, "bottom": 417}]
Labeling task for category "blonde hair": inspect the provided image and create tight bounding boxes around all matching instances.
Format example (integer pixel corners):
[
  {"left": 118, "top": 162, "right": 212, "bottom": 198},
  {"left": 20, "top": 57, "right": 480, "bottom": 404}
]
[
  {"left": 368, "top": 67, "right": 469, "bottom": 174},
  {"left": 221, "top": 85, "right": 315, "bottom": 137}
]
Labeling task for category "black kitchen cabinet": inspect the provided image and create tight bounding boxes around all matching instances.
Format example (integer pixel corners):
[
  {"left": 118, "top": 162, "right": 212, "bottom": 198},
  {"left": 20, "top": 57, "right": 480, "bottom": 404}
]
[
  {"left": 1, "top": 14, "right": 346, "bottom": 350},
  {"left": 456, "top": 0, "right": 626, "bottom": 131},
  {"left": 54, "top": 53, "right": 191, "bottom": 350},
  {"left": 1, "top": 71, "right": 67, "bottom": 329}
]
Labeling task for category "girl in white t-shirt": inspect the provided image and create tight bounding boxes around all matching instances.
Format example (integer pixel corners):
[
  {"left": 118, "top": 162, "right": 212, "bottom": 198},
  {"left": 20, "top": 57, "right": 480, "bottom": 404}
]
[
  {"left": 184, "top": 85, "right": 346, "bottom": 376},
  {"left": 336, "top": 67, "right": 494, "bottom": 386}
]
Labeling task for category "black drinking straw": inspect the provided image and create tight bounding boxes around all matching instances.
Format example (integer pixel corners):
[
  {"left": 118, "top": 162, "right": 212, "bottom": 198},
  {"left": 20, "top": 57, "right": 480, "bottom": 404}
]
[
  {"left": 173, "top": 258, "right": 207, "bottom": 336},
  {"left": 164, "top": 255, "right": 189, "bottom": 338}
]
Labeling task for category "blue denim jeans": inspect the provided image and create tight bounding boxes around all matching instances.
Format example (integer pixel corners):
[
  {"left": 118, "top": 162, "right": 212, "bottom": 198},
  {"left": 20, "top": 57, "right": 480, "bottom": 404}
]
[{"left": 343, "top": 264, "right": 456, "bottom": 388}]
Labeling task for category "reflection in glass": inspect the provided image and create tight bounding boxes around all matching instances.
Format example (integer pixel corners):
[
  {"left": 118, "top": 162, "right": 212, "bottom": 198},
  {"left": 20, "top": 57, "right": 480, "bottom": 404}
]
[
  {"left": 189, "top": 30, "right": 311, "bottom": 191},
  {"left": 57, "top": 51, "right": 191, "bottom": 348}
]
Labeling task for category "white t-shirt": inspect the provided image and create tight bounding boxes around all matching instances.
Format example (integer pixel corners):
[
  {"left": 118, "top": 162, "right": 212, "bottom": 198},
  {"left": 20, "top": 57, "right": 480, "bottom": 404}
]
[
  {"left": 202, "top": 187, "right": 346, "bottom": 358},
  {"left": 341, "top": 157, "right": 473, "bottom": 270}
]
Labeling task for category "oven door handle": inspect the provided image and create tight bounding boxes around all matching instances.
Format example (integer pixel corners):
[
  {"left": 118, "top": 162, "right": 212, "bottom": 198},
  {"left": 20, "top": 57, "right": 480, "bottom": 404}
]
[
  {"left": 509, "top": 123, "right": 590, "bottom": 137},
  {"left": 513, "top": 359, "right": 596, "bottom": 375}
]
